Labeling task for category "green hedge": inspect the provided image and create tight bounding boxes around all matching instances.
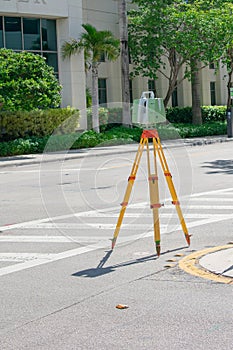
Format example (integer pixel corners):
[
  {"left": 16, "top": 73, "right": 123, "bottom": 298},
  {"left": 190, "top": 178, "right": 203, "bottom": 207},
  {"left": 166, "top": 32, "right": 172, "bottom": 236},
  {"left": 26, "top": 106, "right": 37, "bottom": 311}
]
[
  {"left": 102, "top": 106, "right": 227, "bottom": 126},
  {"left": 107, "top": 107, "right": 123, "bottom": 125},
  {"left": 0, "top": 122, "right": 227, "bottom": 157},
  {"left": 0, "top": 107, "right": 80, "bottom": 141},
  {"left": 201, "top": 106, "right": 226, "bottom": 123},
  {"left": 87, "top": 107, "right": 108, "bottom": 131},
  {"left": 166, "top": 106, "right": 227, "bottom": 124}
]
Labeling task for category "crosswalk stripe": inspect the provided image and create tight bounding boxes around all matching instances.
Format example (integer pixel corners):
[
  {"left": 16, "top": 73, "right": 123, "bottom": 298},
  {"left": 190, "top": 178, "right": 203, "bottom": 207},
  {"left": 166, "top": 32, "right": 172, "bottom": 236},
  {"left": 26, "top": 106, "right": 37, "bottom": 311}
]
[
  {"left": 129, "top": 204, "right": 233, "bottom": 210},
  {"left": 190, "top": 197, "right": 233, "bottom": 202},
  {"left": 3, "top": 223, "right": 167, "bottom": 230},
  {"left": 78, "top": 212, "right": 232, "bottom": 219},
  {"left": 0, "top": 253, "right": 56, "bottom": 262},
  {"left": 190, "top": 187, "right": 233, "bottom": 197},
  {"left": 0, "top": 236, "right": 108, "bottom": 243}
]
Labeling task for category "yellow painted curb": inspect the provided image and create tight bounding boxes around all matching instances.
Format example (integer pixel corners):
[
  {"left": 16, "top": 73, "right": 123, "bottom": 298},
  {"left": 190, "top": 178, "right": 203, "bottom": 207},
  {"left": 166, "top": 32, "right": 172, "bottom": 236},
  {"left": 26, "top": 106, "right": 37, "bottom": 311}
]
[{"left": 179, "top": 245, "right": 233, "bottom": 284}]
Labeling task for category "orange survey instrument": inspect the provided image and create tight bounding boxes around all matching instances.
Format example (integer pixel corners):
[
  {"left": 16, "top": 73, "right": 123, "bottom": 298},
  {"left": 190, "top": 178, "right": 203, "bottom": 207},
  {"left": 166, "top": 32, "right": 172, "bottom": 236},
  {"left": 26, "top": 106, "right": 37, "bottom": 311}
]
[{"left": 111, "top": 129, "right": 191, "bottom": 256}]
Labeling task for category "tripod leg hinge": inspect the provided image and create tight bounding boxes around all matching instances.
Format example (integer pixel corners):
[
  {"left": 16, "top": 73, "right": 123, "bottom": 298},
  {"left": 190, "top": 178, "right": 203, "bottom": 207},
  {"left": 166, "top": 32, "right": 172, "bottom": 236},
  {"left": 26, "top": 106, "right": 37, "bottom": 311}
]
[
  {"left": 172, "top": 201, "right": 180, "bottom": 205},
  {"left": 164, "top": 172, "right": 172, "bottom": 177},
  {"left": 148, "top": 176, "right": 158, "bottom": 181},
  {"left": 150, "top": 203, "right": 162, "bottom": 208}
]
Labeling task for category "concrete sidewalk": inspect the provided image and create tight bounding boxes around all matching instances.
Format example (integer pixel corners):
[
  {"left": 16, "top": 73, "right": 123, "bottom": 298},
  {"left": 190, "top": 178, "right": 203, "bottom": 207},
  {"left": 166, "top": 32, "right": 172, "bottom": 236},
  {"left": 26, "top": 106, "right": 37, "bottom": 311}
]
[
  {"left": 0, "top": 134, "right": 233, "bottom": 168},
  {"left": 199, "top": 245, "right": 233, "bottom": 279}
]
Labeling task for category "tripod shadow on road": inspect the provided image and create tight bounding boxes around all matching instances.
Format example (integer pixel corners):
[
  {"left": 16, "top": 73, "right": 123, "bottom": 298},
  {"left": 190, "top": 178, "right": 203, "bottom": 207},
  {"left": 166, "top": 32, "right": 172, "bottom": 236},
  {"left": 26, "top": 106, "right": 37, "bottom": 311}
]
[
  {"left": 202, "top": 159, "right": 233, "bottom": 175},
  {"left": 72, "top": 246, "right": 187, "bottom": 278}
]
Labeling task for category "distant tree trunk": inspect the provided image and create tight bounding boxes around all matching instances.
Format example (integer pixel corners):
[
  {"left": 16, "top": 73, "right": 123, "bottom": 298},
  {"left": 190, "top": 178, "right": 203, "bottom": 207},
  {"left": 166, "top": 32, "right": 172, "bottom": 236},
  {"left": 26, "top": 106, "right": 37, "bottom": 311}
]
[
  {"left": 226, "top": 70, "right": 233, "bottom": 110},
  {"left": 118, "top": 0, "right": 131, "bottom": 126},
  {"left": 92, "top": 64, "right": 100, "bottom": 133},
  {"left": 163, "top": 48, "right": 180, "bottom": 108},
  {"left": 191, "top": 59, "right": 202, "bottom": 125}
]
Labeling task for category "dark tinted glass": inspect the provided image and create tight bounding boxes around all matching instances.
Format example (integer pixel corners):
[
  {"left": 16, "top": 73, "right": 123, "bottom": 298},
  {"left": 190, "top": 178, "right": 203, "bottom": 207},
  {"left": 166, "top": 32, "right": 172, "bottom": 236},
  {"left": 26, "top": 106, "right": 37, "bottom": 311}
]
[
  {"left": 43, "top": 52, "right": 58, "bottom": 73},
  {"left": 5, "top": 17, "right": 22, "bottom": 50},
  {"left": 98, "top": 79, "right": 107, "bottom": 104},
  {"left": 0, "top": 17, "right": 3, "bottom": 48},
  {"left": 42, "top": 19, "right": 57, "bottom": 51},
  {"left": 23, "top": 18, "right": 41, "bottom": 50}
]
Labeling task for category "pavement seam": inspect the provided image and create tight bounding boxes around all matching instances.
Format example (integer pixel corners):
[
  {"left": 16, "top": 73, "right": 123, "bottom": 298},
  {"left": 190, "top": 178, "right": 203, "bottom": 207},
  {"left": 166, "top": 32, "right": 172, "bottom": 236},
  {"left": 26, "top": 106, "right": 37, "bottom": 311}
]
[{"left": 179, "top": 245, "right": 233, "bottom": 285}]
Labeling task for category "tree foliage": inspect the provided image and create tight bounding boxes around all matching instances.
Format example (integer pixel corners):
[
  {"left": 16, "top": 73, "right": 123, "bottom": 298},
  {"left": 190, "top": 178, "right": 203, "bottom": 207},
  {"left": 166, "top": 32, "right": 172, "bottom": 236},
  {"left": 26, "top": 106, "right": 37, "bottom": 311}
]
[
  {"left": 129, "top": 0, "right": 232, "bottom": 113},
  {"left": 62, "top": 24, "right": 120, "bottom": 133},
  {"left": 0, "top": 49, "right": 61, "bottom": 111}
]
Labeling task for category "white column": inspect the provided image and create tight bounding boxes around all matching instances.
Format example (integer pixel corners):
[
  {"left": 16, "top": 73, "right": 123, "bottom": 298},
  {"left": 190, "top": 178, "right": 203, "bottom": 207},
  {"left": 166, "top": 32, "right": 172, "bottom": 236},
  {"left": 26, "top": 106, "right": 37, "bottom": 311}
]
[{"left": 57, "top": 0, "right": 87, "bottom": 130}]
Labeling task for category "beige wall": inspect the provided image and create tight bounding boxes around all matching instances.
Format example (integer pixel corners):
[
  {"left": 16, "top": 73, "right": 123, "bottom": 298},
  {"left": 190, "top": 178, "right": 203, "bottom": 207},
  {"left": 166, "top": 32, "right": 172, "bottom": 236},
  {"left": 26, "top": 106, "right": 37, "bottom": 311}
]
[
  {"left": 0, "top": 0, "right": 68, "bottom": 18},
  {"left": 57, "top": 1, "right": 87, "bottom": 129}
]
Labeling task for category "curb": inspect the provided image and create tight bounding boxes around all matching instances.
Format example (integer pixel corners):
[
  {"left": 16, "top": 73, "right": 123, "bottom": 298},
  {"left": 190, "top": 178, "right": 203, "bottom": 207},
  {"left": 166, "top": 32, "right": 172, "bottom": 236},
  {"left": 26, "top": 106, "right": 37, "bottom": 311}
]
[{"left": 179, "top": 244, "right": 233, "bottom": 284}]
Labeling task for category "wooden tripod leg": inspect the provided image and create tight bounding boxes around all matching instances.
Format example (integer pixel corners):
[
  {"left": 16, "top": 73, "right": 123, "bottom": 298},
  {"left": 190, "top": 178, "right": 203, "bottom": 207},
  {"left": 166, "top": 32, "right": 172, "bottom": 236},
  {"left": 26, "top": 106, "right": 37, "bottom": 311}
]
[
  {"left": 164, "top": 173, "right": 191, "bottom": 245},
  {"left": 147, "top": 140, "right": 161, "bottom": 256},
  {"left": 153, "top": 137, "right": 191, "bottom": 246},
  {"left": 111, "top": 137, "right": 146, "bottom": 249}
]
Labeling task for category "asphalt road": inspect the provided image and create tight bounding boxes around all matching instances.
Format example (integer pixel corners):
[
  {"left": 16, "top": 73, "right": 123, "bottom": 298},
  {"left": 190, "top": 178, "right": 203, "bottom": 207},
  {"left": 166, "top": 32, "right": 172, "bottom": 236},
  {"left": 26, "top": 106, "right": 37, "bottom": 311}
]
[{"left": 0, "top": 141, "right": 232, "bottom": 349}]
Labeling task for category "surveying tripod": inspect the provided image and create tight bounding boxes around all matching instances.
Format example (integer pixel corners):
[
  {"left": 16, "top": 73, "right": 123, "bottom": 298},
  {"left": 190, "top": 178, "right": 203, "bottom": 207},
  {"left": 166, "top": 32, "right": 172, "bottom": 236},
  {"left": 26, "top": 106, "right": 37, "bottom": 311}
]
[{"left": 111, "top": 129, "right": 191, "bottom": 256}]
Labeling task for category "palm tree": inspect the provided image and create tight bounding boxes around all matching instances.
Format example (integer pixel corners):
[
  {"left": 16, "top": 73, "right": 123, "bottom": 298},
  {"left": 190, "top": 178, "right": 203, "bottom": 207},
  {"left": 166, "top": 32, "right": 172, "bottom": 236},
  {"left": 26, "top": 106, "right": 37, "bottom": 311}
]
[
  {"left": 118, "top": 0, "right": 131, "bottom": 126},
  {"left": 61, "top": 23, "right": 120, "bottom": 133}
]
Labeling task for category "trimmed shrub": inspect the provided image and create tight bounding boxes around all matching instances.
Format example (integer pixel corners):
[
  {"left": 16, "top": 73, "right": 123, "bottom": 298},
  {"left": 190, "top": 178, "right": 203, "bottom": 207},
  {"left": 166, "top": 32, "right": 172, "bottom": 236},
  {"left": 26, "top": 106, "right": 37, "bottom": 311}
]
[
  {"left": 166, "top": 106, "right": 227, "bottom": 124},
  {"left": 0, "top": 122, "right": 227, "bottom": 157},
  {"left": 107, "top": 107, "right": 123, "bottom": 125},
  {"left": 0, "top": 107, "right": 79, "bottom": 141},
  {"left": 166, "top": 107, "right": 192, "bottom": 123},
  {"left": 174, "top": 122, "right": 227, "bottom": 138},
  {"left": 201, "top": 106, "right": 226, "bottom": 123},
  {"left": 87, "top": 107, "right": 108, "bottom": 131}
]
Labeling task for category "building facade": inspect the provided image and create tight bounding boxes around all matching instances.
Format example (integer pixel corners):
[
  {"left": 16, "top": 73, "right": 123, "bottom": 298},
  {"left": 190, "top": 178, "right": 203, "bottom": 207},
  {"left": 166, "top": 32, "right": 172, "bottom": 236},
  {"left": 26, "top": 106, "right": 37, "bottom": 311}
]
[{"left": 0, "top": 0, "right": 229, "bottom": 128}]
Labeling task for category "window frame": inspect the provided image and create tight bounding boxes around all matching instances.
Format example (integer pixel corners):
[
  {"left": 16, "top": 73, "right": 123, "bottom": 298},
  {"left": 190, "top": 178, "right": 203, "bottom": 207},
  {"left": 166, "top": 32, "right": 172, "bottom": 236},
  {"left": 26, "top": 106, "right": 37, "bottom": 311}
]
[
  {"left": 0, "top": 16, "right": 58, "bottom": 76},
  {"left": 98, "top": 78, "right": 107, "bottom": 105}
]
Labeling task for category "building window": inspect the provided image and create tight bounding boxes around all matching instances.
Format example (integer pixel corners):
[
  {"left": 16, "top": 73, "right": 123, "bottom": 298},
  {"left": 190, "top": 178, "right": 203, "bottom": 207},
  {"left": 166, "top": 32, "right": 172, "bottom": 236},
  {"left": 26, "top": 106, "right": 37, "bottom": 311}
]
[
  {"left": 23, "top": 18, "right": 40, "bottom": 51},
  {"left": 0, "top": 16, "right": 58, "bottom": 75},
  {"left": 148, "top": 79, "right": 156, "bottom": 97},
  {"left": 5, "top": 17, "right": 22, "bottom": 50},
  {"left": 99, "top": 52, "right": 105, "bottom": 62},
  {"left": 42, "top": 19, "right": 57, "bottom": 51},
  {"left": 172, "top": 87, "right": 178, "bottom": 107},
  {"left": 129, "top": 80, "right": 133, "bottom": 103},
  {"left": 98, "top": 78, "right": 107, "bottom": 104},
  {"left": 0, "top": 17, "right": 3, "bottom": 48},
  {"left": 210, "top": 82, "right": 216, "bottom": 105}
]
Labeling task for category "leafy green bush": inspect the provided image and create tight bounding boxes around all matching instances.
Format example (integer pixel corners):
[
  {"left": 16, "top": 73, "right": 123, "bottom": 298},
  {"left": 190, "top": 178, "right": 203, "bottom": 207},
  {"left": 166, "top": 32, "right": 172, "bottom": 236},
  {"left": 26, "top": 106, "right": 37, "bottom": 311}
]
[
  {"left": 0, "top": 49, "right": 61, "bottom": 111},
  {"left": 201, "top": 106, "right": 226, "bottom": 122},
  {"left": 166, "top": 106, "right": 227, "bottom": 124},
  {"left": 0, "top": 122, "right": 227, "bottom": 157},
  {"left": 174, "top": 122, "right": 226, "bottom": 138},
  {"left": 0, "top": 137, "right": 44, "bottom": 157},
  {"left": 87, "top": 107, "right": 109, "bottom": 131},
  {"left": 166, "top": 107, "right": 192, "bottom": 123},
  {"left": 107, "top": 107, "right": 123, "bottom": 125},
  {"left": 73, "top": 130, "right": 104, "bottom": 148},
  {"left": 0, "top": 107, "right": 79, "bottom": 141}
]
